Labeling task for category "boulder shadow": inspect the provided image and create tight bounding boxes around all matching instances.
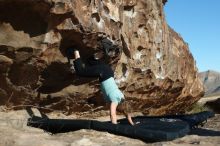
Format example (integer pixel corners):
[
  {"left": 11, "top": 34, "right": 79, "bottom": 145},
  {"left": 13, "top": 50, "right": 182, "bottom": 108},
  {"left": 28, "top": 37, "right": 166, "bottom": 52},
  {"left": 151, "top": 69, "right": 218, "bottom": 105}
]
[
  {"left": 37, "top": 62, "right": 96, "bottom": 94},
  {"left": 0, "top": 1, "right": 50, "bottom": 37},
  {"left": 190, "top": 128, "right": 220, "bottom": 136}
]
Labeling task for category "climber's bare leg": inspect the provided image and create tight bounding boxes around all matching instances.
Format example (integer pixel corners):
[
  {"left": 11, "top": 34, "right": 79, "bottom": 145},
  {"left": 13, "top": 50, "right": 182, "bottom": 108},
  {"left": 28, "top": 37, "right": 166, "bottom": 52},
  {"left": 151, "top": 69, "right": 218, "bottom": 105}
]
[{"left": 110, "top": 102, "right": 118, "bottom": 124}]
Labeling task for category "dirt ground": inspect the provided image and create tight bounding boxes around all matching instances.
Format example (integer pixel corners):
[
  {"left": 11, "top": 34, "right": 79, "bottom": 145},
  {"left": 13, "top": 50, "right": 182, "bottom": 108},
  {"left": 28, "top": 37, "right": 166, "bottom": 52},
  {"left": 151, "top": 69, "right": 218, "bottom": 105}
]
[{"left": 0, "top": 109, "right": 219, "bottom": 146}]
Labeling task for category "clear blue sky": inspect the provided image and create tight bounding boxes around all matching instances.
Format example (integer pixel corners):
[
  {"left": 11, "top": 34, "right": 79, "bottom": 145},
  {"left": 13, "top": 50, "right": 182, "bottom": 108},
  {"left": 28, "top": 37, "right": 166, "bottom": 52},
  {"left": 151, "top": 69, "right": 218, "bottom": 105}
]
[{"left": 164, "top": 0, "right": 220, "bottom": 72}]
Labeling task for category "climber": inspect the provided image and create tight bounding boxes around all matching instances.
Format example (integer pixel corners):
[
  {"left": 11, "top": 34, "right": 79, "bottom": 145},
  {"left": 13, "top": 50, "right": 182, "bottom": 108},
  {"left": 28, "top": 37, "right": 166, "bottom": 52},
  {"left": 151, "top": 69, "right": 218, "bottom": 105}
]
[{"left": 66, "top": 40, "right": 134, "bottom": 125}]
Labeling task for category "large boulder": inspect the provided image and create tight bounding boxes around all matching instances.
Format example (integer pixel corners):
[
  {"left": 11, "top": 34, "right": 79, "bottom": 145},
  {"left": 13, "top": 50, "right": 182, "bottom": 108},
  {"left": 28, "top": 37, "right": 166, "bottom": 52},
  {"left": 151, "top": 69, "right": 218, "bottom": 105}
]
[{"left": 0, "top": 0, "right": 204, "bottom": 115}]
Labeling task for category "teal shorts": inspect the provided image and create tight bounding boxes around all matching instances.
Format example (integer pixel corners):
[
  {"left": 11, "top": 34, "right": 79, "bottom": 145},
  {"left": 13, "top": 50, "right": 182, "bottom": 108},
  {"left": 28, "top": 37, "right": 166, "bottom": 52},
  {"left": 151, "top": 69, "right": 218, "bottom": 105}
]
[{"left": 100, "top": 77, "right": 124, "bottom": 104}]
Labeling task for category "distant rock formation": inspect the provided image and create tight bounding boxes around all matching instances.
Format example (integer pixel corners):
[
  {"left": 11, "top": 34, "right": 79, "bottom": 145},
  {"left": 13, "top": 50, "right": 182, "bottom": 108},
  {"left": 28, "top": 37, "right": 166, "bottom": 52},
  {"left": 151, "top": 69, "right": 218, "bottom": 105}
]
[
  {"left": 199, "top": 70, "right": 220, "bottom": 96},
  {"left": 0, "top": 0, "right": 204, "bottom": 115}
]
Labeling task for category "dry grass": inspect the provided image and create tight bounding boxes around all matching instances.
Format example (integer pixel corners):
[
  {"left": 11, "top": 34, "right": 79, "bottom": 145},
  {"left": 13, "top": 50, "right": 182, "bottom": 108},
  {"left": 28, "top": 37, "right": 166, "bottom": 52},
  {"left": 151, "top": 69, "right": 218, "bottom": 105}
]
[{"left": 187, "top": 103, "right": 210, "bottom": 114}]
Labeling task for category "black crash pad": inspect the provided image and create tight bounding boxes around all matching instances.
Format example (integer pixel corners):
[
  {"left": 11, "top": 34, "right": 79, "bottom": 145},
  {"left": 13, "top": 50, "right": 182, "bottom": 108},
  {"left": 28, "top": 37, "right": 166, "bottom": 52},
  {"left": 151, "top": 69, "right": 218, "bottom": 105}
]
[{"left": 27, "top": 111, "right": 214, "bottom": 142}]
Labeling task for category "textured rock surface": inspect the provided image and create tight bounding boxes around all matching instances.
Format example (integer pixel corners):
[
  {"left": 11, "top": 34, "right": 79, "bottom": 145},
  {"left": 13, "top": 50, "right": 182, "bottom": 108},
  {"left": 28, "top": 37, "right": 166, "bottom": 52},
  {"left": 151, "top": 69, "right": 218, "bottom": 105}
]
[{"left": 0, "top": 0, "right": 204, "bottom": 115}]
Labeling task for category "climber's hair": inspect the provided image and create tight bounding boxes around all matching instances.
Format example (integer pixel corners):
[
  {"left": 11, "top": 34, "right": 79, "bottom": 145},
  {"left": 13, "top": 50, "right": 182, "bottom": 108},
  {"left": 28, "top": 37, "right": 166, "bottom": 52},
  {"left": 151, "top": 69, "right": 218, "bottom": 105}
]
[{"left": 117, "top": 100, "right": 132, "bottom": 115}]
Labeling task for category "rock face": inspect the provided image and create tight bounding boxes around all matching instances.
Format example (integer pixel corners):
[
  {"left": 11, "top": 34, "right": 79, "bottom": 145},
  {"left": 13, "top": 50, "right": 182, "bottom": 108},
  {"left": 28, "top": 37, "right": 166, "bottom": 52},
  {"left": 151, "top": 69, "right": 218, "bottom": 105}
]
[
  {"left": 0, "top": 0, "right": 204, "bottom": 115},
  {"left": 199, "top": 70, "right": 220, "bottom": 96}
]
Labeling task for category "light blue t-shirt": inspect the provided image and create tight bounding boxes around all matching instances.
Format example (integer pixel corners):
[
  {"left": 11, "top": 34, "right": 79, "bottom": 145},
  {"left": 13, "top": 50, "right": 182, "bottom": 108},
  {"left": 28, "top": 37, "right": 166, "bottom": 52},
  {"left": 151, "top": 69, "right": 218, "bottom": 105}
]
[{"left": 100, "top": 77, "right": 124, "bottom": 104}]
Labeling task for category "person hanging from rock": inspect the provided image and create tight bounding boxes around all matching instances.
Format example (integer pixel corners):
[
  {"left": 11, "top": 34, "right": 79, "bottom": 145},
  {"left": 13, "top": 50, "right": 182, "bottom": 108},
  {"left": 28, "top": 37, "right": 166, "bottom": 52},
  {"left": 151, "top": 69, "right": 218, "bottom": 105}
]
[{"left": 66, "top": 38, "right": 134, "bottom": 125}]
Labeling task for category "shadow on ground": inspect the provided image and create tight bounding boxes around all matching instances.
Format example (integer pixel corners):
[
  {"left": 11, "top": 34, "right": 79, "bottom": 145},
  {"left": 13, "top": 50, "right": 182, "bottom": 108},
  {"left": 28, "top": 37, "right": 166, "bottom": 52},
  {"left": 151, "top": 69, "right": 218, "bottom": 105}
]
[{"left": 190, "top": 128, "right": 220, "bottom": 136}]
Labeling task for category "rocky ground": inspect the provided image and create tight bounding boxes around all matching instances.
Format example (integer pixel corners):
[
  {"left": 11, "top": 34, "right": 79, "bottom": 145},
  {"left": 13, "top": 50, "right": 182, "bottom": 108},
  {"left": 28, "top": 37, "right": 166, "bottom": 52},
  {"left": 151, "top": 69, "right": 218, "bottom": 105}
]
[
  {"left": 0, "top": 108, "right": 220, "bottom": 146},
  {"left": 198, "top": 95, "right": 220, "bottom": 105}
]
